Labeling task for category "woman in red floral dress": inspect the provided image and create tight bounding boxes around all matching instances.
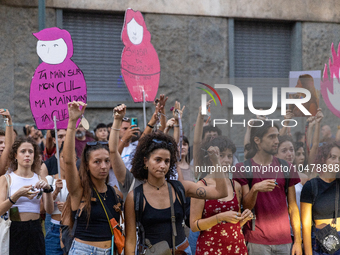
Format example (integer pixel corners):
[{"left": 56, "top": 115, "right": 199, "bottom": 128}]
[{"left": 190, "top": 137, "right": 253, "bottom": 254}]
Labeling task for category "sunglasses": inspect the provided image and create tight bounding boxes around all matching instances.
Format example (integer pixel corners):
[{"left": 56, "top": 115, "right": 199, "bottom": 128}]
[
  {"left": 152, "top": 139, "right": 173, "bottom": 146},
  {"left": 122, "top": 117, "right": 130, "bottom": 122},
  {"left": 86, "top": 141, "right": 109, "bottom": 146}
]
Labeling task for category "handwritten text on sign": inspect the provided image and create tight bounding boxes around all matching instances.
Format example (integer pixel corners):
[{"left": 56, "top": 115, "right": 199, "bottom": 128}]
[{"left": 30, "top": 27, "right": 87, "bottom": 130}]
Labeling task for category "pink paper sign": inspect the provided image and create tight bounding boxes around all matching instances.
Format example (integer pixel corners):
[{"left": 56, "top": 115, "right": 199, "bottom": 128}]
[
  {"left": 321, "top": 43, "right": 340, "bottom": 119},
  {"left": 30, "top": 27, "right": 87, "bottom": 129},
  {"left": 121, "top": 9, "right": 160, "bottom": 102}
]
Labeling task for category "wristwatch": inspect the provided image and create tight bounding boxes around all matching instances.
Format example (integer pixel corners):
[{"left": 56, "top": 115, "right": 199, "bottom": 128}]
[{"left": 43, "top": 185, "right": 54, "bottom": 193}]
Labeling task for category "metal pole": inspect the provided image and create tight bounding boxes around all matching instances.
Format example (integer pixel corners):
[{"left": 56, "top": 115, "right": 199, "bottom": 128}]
[{"left": 53, "top": 116, "right": 61, "bottom": 179}]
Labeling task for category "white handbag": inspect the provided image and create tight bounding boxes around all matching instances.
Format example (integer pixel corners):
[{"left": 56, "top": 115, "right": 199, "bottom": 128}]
[{"left": 0, "top": 175, "right": 12, "bottom": 255}]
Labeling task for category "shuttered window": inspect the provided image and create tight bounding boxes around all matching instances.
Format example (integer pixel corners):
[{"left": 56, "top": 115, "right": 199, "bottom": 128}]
[
  {"left": 63, "top": 11, "right": 131, "bottom": 102},
  {"left": 234, "top": 20, "right": 292, "bottom": 106}
]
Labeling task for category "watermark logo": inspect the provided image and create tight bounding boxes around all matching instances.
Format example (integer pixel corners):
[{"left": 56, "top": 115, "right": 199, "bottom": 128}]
[
  {"left": 197, "top": 82, "right": 222, "bottom": 115},
  {"left": 199, "top": 83, "right": 312, "bottom": 116}
]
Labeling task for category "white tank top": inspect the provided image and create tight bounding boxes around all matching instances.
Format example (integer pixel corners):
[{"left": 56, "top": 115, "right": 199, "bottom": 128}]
[
  {"left": 46, "top": 176, "right": 69, "bottom": 215},
  {"left": 9, "top": 172, "right": 41, "bottom": 214}
]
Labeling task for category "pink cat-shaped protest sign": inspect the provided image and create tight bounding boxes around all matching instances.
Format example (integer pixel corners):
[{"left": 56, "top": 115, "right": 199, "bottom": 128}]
[
  {"left": 30, "top": 27, "right": 87, "bottom": 129},
  {"left": 120, "top": 9, "right": 160, "bottom": 102},
  {"left": 321, "top": 43, "right": 340, "bottom": 119}
]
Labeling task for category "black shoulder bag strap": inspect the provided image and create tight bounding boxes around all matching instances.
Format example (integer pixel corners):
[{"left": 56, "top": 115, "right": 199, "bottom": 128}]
[
  {"left": 334, "top": 180, "right": 339, "bottom": 226},
  {"left": 134, "top": 184, "right": 145, "bottom": 254},
  {"left": 243, "top": 159, "right": 256, "bottom": 231},
  {"left": 168, "top": 182, "right": 176, "bottom": 255},
  {"left": 169, "top": 180, "right": 186, "bottom": 222}
]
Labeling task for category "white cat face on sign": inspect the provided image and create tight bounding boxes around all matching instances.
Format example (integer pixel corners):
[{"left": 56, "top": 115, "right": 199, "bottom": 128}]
[
  {"left": 127, "top": 18, "right": 143, "bottom": 45},
  {"left": 37, "top": 38, "right": 67, "bottom": 64}
]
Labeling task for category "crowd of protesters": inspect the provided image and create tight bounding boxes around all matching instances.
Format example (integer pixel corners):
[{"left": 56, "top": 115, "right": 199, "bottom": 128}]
[{"left": 0, "top": 92, "right": 340, "bottom": 255}]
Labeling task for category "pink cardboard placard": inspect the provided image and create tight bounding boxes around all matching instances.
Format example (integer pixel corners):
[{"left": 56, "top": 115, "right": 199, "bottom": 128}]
[
  {"left": 30, "top": 27, "right": 87, "bottom": 129},
  {"left": 321, "top": 43, "right": 340, "bottom": 119},
  {"left": 121, "top": 9, "right": 160, "bottom": 102}
]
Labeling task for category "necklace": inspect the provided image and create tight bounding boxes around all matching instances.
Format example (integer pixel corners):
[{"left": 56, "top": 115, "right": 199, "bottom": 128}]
[
  {"left": 147, "top": 180, "right": 166, "bottom": 190},
  {"left": 98, "top": 191, "right": 107, "bottom": 200}
]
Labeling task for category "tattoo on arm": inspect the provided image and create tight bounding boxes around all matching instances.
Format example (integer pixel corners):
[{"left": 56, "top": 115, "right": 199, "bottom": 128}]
[{"left": 196, "top": 187, "right": 206, "bottom": 198}]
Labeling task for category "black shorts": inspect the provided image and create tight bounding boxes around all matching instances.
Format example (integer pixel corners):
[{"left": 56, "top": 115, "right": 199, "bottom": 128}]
[{"left": 10, "top": 219, "right": 45, "bottom": 255}]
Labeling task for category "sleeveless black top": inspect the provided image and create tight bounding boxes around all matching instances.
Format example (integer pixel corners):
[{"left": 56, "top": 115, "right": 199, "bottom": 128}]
[
  {"left": 141, "top": 192, "right": 186, "bottom": 248},
  {"left": 74, "top": 185, "right": 120, "bottom": 241}
]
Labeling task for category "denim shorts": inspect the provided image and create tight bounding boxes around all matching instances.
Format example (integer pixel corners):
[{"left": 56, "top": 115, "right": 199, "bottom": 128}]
[
  {"left": 69, "top": 239, "right": 111, "bottom": 255},
  {"left": 45, "top": 222, "right": 63, "bottom": 255}
]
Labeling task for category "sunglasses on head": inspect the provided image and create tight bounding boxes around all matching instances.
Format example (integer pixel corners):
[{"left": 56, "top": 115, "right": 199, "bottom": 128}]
[
  {"left": 122, "top": 117, "right": 130, "bottom": 122},
  {"left": 152, "top": 139, "right": 173, "bottom": 146},
  {"left": 86, "top": 141, "right": 109, "bottom": 146}
]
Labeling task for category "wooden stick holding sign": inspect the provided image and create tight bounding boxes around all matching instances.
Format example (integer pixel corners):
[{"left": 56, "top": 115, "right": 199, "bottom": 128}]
[
  {"left": 53, "top": 116, "right": 61, "bottom": 179},
  {"left": 143, "top": 90, "right": 147, "bottom": 129}
]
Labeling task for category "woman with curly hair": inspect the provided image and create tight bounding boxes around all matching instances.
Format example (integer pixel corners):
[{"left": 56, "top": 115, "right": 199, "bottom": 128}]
[
  {"left": 124, "top": 122, "right": 229, "bottom": 254},
  {"left": 0, "top": 137, "right": 53, "bottom": 255},
  {"left": 190, "top": 136, "right": 252, "bottom": 255},
  {"left": 301, "top": 141, "right": 340, "bottom": 255},
  {"left": 62, "top": 101, "right": 123, "bottom": 255}
]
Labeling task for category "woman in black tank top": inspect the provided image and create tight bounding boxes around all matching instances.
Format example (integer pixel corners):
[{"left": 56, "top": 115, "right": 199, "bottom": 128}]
[
  {"left": 63, "top": 101, "right": 124, "bottom": 255},
  {"left": 123, "top": 105, "right": 231, "bottom": 255}
]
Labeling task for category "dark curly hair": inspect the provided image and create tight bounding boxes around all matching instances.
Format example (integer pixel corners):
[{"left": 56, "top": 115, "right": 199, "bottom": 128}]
[
  {"left": 131, "top": 131, "right": 177, "bottom": 181},
  {"left": 196, "top": 136, "right": 236, "bottom": 168},
  {"left": 7, "top": 137, "right": 41, "bottom": 173},
  {"left": 314, "top": 141, "right": 340, "bottom": 165}
]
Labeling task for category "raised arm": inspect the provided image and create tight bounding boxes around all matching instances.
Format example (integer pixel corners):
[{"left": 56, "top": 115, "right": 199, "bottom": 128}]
[
  {"left": 193, "top": 100, "right": 212, "bottom": 167},
  {"left": 336, "top": 124, "right": 340, "bottom": 142},
  {"left": 64, "top": 101, "right": 86, "bottom": 207},
  {"left": 155, "top": 94, "right": 168, "bottom": 132},
  {"left": 109, "top": 104, "right": 129, "bottom": 184},
  {"left": 279, "top": 110, "right": 294, "bottom": 136},
  {"left": 140, "top": 102, "right": 162, "bottom": 138},
  {"left": 180, "top": 146, "right": 228, "bottom": 199},
  {"left": 0, "top": 109, "right": 14, "bottom": 176},
  {"left": 308, "top": 108, "right": 323, "bottom": 166},
  {"left": 306, "top": 116, "right": 315, "bottom": 150},
  {"left": 172, "top": 101, "right": 185, "bottom": 144}
]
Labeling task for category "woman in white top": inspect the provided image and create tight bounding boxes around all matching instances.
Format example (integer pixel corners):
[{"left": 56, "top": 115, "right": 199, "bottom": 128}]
[{"left": 0, "top": 137, "right": 53, "bottom": 255}]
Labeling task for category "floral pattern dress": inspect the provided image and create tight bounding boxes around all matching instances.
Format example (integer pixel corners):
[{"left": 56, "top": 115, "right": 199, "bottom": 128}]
[{"left": 196, "top": 180, "right": 248, "bottom": 255}]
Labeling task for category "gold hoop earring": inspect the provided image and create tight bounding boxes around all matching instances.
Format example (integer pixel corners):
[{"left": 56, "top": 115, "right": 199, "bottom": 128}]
[{"left": 144, "top": 165, "right": 148, "bottom": 170}]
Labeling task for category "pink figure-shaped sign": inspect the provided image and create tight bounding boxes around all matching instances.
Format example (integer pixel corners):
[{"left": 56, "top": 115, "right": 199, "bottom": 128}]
[
  {"left": 30, "top": 27, "right": 87, "bottom": 129},
  {"left": 121, "top": 9, "right": 160, "bottom": 102},
  {"left": 321, "top": 43, "right": 340, "bottom": 119}
]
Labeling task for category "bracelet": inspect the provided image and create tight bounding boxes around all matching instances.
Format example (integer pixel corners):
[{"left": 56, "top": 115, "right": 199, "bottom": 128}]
[
  {"left": 111, "top": 127, "right": 120, "bottom": 131},
  {"left": 6, "top": 124, "right": 13, "bottom": 127},
  {"left": 147, "top": 124, "right": 154, "bottom": 129},
  {"left": 43, "top": 185, "right": 54, "bottom": 193},
  {"left": 8, "top": 197, "right": 16, "bottom": 204},
  {"left": 196, "top": 219, "right": 201, "bottom": 231},
  {"left": 173, "top": 125, "right": 179, "bottom": 127},
  {"left": 120, "top": 139, "right": 128, "bottom": 144}
]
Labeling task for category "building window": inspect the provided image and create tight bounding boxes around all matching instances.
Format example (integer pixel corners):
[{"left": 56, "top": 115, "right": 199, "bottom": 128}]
[
  {"left": 234, "top": 20, "right": 293, "bottom": 106},
  {"left": 63, "top": 11, "right": 131, "bottom": 102}
]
